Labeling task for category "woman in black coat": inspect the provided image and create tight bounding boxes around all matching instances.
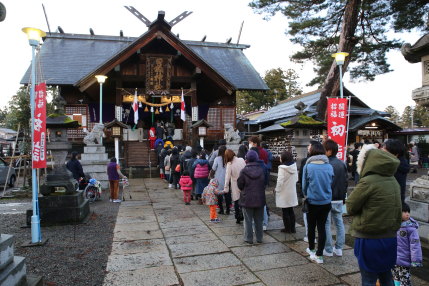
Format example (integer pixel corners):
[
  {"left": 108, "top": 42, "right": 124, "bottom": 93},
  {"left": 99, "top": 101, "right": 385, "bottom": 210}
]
[
  {"left": 237, "top": 150, "right": 266, "bottom": 244},
  {"left": 169, "top": 148, "right": 180, "bottom": 189}
]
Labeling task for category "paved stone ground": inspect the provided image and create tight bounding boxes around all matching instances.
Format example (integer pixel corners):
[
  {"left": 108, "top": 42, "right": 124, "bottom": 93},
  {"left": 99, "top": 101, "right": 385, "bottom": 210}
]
[{"left": 103, "top": 178, "right": 429, "bottom": 286}]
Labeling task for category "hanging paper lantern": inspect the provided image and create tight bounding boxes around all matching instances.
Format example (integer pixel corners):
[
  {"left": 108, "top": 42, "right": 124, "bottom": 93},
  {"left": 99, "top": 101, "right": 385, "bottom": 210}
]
[
  {"left": 139, "top": 101, "right": 142, "bottom": 108},
  {"left": 170, "top": 102, "right": 174, "bottom": 109},
  {"left": 155, "top": 108, "right": 160, "bottom": 114},
  {"left": 159, "top": 107, "right": 163, "bottom": 113},
  {"left": 166, "top": 106, "right": 170, "bottom": 112},
  {"left": 144, "top": 106, "right": 149, "bottom": 112},
  {"left": 150, "top": 106, "right": 154, "bottom": 113}
]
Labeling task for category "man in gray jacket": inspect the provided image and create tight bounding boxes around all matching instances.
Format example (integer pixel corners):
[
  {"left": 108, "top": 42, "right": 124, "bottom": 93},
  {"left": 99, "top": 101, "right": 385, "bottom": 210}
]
[{"left": 323, "top": 139, "right": 348, "bottom": 257}]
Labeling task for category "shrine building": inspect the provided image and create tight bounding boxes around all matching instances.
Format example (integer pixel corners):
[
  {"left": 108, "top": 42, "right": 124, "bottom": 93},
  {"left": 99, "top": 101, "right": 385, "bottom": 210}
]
[{"left": 20, "top": 11, "right": 268, "bottom": 167}]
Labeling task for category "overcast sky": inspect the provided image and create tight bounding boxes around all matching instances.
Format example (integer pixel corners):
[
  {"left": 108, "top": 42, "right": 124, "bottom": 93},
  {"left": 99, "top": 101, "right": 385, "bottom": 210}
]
[{"left": 0, "top": 0, "right": 423, "bottom": 113}]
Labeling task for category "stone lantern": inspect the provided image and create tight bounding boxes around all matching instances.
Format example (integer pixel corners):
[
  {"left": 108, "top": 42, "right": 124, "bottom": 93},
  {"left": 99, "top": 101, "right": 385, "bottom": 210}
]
[
  {"left": 280, "top": 102, "right": 325, "bottom": 166},
  {"left": 32, "top": 95, "right": 90, "bottom": 225},
  {"left": 402, "top": 34, "right": 429, "bottom": 106},
  {"left": 402, "top": 33, "right": 429, "bottom": 242}
]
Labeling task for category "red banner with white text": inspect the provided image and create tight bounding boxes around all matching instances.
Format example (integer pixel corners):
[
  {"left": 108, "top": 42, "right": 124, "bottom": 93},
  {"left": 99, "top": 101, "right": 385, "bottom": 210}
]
[
  {"left": 33, "top": 83, "right": 47, "bottom": 169},
  {"left": 327, "top": 97, "right": 349, "bottom": 161}
]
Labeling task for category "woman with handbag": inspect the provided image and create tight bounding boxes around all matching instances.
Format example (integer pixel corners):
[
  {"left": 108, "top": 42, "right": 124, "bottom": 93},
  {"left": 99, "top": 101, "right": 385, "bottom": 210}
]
[
  {"left": 223, "top": 149, "right": 246, "bottom": 224},
  {"left": 302, "top": 141, "right": 333, "bottom": 264},
  {"left": 212, "top": 146, "right": 229, "bottom": 214}
]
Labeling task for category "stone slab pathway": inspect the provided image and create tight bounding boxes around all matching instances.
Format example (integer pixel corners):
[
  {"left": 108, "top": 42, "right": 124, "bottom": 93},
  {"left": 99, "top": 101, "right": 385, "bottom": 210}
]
[{"left": 103, "top": 178, "right": 429, "bottom": 286}]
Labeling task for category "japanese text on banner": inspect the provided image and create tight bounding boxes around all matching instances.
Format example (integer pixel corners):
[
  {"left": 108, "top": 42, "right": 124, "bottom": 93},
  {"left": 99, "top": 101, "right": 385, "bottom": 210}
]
[
  {"left": 33, "top": 83, "right": 47, "bottom": 169},
  {"left": 327, "top": 98, "right": 349, "bottom": 161}
]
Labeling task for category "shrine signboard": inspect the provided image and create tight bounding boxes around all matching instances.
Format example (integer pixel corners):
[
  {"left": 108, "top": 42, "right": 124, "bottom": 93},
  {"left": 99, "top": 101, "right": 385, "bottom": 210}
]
[
  {"left": 146, "top": 56, "right": 172, "bottom": 94},
  {"left": 327, "top": 97, "right": 349, "bottom": 161}
]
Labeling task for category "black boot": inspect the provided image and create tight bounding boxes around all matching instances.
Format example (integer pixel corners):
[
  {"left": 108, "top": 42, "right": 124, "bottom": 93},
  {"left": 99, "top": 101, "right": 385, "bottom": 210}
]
[
  {"left": 290, "top": 214, "right": 296, "bottom": 233},
  {"left": 282, "top": 215, "right": 292, "bottom": 233}
]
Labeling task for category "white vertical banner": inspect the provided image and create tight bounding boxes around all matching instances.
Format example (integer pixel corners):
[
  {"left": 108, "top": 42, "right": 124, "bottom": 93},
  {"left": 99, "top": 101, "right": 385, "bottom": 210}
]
[{"left": 192, "top": 106, "right": 198, "bottom": 121}]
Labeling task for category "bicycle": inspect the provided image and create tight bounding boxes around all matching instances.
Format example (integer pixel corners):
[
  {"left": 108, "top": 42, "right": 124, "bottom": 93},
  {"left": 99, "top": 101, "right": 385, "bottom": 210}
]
[{"left": 83, "top": 178, "right": 102, "bottom": 203}]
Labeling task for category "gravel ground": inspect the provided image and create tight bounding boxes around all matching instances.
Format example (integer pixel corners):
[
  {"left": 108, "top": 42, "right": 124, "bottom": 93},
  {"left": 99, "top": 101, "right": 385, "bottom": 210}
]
[{"left": 0, "top": 191, "right": 119, "bottom": 286}]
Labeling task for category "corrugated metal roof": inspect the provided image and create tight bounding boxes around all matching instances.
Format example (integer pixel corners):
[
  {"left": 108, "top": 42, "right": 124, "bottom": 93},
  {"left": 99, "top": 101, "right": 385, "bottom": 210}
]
[
  {"left": 256, "top": 89, "right": 390, "bottom": 125},
  {"left": 21, "top": 33, "right": 268, "bottom": 91},
  {"left": 257, "top": 124, "right": 285, "bottom": 133},
  {"left": 0, "top": 128, "right": 17, "bottom": 134},
  {"left": 256, "top": 91, "right": 321, "bottom": 123}
]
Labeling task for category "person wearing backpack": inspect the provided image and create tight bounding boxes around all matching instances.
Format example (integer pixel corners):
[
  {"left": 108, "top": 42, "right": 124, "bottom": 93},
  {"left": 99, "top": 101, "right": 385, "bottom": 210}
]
[{"left": 192, "top": 150, "right": 211, "bottom": 204}]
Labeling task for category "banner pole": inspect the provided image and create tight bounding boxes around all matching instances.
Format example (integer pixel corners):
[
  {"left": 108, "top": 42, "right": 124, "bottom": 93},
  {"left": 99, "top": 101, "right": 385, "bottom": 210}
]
[{"left": 344, "top": 96, "right": 352, "bottom": 163}]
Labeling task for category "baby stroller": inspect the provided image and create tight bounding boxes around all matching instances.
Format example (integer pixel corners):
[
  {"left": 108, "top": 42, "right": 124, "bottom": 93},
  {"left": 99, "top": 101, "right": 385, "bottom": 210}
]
[
  {"left": 120, "top": 178, "right": 132, "bottom": 201},
  {"left": 83, "top": 178, "right": 102, "bottom": 203}
]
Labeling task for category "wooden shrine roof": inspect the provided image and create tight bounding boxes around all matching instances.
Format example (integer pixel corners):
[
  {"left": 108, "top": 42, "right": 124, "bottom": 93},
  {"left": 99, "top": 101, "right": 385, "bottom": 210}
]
[{"left": 20, "top": 33, "right": 268, "bottom": 92}]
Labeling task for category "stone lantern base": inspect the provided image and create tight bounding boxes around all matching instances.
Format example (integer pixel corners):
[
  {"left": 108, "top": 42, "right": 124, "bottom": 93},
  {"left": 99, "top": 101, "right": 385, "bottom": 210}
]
[
  {"left": 406, "top": 175, "right": 429, "bottom": 243},
  {"left": 27, "top": 191, "right": 89, "bottom": 226}
]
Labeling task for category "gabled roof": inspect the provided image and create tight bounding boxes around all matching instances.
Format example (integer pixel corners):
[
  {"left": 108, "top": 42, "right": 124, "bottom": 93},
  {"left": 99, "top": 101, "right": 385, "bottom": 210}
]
[
  {"left": 21, "top": 13, "right": 268, "bottom": 92},
  {"left": 256, "top": 90, "right": 321, "bottom": 123},
  {"left": 348, "top": 115, "right": 401, "bottom": 131},
  {"left": 21, "top": 34, "right": 132, "bottom": 86},
  {"left": 186, "top": 41, "right": 268, "bottom": 90},
  {"left": 256, "top": 88, "right": 388, "bottom": 124}
]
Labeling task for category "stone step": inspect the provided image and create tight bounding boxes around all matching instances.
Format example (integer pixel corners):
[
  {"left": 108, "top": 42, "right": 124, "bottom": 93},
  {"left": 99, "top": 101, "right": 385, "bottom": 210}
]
[
  {"left": 87, "top": 172, "right": 108, "bottom": 181},
  {"left": 0, "top": 234, "right": 14, "bottom": 271},
  {"left": 84, "top": 146, "right": 106, "bottom": 154},
  {"left": 0, "top": 256, "right": 26, "bottom": 286},
  {"left": 81, "top": 153, "right": 108, "bottom": 161},
  {"left": 81, "top": 164, "right": 108, "bottom": 173},
  {"left": 99, "top": 181, "right": 109, "bottom": 190}
]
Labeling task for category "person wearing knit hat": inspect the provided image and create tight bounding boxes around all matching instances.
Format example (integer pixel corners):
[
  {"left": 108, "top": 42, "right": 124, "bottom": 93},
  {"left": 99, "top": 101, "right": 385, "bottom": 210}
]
[
  {"left": 237, "top": 149, "right": 266, "bottom": 244},
  {"left": 245, "top": 150, "right": 259, "bottom": 162}
]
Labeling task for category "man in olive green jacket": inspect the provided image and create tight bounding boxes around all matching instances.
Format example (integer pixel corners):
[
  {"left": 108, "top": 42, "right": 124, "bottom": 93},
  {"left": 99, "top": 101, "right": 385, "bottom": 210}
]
[{"left": 346, "top": 145, "right": 402, "bottom": 285}]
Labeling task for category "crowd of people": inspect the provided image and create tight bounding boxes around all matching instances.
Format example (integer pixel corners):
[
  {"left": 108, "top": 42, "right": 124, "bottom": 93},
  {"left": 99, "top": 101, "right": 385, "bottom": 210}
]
[
  {"left": 155, "top": 136, "right": 423, "bottom": 286},
  {"left": 65, "top": 133, "right": 424, "bottom": 286}
]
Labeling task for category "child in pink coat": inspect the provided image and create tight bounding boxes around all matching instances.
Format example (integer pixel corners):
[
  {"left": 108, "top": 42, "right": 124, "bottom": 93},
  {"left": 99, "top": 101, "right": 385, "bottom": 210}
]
[{"left": 179, "top": 171, "right": 193, "bottom": 205}]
